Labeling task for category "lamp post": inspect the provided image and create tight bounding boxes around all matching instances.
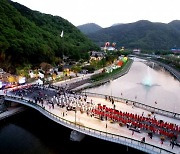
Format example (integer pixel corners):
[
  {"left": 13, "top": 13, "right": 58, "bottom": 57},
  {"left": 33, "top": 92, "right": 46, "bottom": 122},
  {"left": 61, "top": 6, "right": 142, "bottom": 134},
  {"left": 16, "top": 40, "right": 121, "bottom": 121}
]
[
  {"left": 154, "top": 101, "right": 157, "bottom": 112},
  {"left": 75, "top": 109, "right": 77, "bottom": 126},
  {"left": 105, "top": 116, "right": 107, "bottom": 135},
  {"left": 110, "top": 79, "right": 112, "bottom": 97},
  {"left": 75, "top": 101, "right": 77, "bottom": 126}
]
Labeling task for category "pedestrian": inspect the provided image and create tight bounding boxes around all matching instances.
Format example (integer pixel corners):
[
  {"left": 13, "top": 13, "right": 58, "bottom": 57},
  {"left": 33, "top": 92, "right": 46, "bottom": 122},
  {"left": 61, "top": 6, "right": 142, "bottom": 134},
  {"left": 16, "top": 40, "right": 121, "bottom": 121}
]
[
  {"left": 171, "top": 140, "right": 175, "bottom": 149},
  {"left": 132, "top": 102, "right": 135, "bottom": 108},
  {"left": 112, "top": 98, "right": 114, "bottom": 105},
  {"left": 132, "top": 130, "right": 134, "bottom": 136},
  {"left": 170, "top": 139, "right": 175, "bottom": 149},
  {"left": 113, "top": 104, "right": 116, "bottom": 109},
  {"left": 141, "top": 137, "right": 145, "bottom": 143},
  {"left": 91, "top": 99, "right": 93, "bottom": 104},
  {"left": 161, "top": 140, "right": 163, "bottom": 145},
  {"left": 126, "top": 100, "right": 128, "bottom": 105}
]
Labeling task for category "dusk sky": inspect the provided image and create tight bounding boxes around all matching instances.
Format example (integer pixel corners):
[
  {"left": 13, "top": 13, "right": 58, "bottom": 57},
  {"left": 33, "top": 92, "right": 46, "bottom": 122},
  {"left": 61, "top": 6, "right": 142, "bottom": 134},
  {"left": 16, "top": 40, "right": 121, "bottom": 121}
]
[{"left": 12, "top": 0, "right": 180, "bottom": 28}]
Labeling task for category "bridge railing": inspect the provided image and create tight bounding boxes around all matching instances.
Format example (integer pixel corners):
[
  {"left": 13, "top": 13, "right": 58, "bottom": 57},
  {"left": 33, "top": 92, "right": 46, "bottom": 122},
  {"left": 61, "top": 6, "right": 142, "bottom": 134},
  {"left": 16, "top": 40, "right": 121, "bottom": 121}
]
[
  {"left": 78, "top": 92, "right": 180, "bottom": 120},
  {"left": 2, "top": 95, "right": 174, "bottom": 154}
]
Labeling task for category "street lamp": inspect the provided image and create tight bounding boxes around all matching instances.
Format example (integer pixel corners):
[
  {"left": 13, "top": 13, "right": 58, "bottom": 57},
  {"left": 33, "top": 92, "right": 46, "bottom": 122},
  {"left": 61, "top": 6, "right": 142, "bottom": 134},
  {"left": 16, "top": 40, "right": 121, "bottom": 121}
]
[
  {"left": 75, "top": 101, "right": 77, "bottom": 126},
  {"left": 109, "top": 79, "right": 112, "bottom": 97},
  {"left": 153, "top": 101, "right": 157, "bottom": 115},
  {"left": 75, "top": 109, "right": 77, "bottom": 126},
  {"left": 105, "top": 117, "right": 107, "bottom": 135}
]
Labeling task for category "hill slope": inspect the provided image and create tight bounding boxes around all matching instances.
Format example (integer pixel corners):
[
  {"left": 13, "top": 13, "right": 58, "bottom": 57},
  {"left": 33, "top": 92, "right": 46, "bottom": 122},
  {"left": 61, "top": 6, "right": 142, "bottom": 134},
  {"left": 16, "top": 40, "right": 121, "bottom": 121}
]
[
  {"left": 0, "top": 0, "right": 98, "bottom": 72},
  {"left": 77, "top": 23, "right": 102, "bottom": 34},
  {"left": 87, "top": 20, "right": 180, "bottom": 50}
]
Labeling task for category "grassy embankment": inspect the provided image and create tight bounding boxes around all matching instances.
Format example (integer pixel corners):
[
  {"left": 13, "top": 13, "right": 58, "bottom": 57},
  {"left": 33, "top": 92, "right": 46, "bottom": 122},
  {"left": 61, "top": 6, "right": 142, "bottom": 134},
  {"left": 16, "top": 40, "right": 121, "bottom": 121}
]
[{"left": 88, "top": 59, "right": 133, "bottom": 88}]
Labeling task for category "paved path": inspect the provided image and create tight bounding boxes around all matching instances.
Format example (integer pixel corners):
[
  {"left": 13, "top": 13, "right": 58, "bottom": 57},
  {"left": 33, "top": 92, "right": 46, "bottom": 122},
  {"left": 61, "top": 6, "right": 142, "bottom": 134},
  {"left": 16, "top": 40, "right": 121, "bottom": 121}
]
[
  {"left": 52, "top": 96, "right": 180, "bottom": 153},
  {"left": 33, "top": 95, "right": 180, "bottom": 153}
]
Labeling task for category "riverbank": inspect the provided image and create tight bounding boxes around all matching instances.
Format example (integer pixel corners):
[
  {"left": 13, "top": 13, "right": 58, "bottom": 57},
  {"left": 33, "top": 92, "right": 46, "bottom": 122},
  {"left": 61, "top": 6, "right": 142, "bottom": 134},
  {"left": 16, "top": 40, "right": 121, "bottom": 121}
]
[
  {"left": 134, "top": 54, "right": 180, "bottom": 81},
  {"left": 73, "top": 59, "right": 133, "bottom": 91}
]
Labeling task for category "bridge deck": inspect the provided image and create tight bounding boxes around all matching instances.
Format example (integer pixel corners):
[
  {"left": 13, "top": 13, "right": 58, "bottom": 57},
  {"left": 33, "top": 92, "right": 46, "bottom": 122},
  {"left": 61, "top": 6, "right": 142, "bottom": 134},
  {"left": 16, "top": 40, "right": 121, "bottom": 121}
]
[
  {"left": 1, "top": 86, "right": 180, "bottom": 153},
  {"left": 11, "top": 92, "right": 179, "bottom": 153},
  {"left": 48, "top": 96, "right": 180, "bottom": 153}
]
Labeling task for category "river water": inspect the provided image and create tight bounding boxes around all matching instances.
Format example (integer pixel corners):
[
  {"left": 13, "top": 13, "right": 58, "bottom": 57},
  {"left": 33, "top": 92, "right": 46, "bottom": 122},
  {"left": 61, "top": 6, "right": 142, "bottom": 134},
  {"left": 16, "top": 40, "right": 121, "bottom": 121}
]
[
  {"left": 86, "top": 58, "right": 180, "bottom": 113},
  {"left": 0, "top": 109, "right": 144, "bottom": 154}
]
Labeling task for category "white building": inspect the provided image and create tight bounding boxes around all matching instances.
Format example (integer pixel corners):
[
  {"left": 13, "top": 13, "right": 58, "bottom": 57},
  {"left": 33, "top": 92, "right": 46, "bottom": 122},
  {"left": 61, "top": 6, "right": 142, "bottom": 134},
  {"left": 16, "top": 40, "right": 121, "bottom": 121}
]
[{"left": 133, "top": 49, "right": 141, "bottom": 54}]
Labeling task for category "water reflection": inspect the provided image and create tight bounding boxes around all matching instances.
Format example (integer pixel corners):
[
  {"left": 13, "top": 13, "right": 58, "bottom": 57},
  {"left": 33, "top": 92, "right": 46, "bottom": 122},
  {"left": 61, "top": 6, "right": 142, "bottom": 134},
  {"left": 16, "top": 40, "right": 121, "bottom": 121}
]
[{"left": 86, "top": 58, "right": 180, "bottom": 113}]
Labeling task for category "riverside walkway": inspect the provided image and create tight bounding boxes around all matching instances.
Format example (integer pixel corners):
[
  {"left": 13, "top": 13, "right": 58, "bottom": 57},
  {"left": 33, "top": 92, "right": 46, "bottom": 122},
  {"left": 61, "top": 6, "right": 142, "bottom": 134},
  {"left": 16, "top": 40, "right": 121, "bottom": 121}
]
[{"left": 0, "top": 84, "right": 179, "bottom": 154}]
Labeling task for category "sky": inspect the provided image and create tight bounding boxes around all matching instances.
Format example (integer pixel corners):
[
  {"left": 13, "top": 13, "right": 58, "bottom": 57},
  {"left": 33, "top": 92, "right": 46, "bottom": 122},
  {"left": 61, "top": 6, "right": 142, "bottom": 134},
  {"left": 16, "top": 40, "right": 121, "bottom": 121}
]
[{"left": 12, "top": 0, "right": 180, "bottom": 28}]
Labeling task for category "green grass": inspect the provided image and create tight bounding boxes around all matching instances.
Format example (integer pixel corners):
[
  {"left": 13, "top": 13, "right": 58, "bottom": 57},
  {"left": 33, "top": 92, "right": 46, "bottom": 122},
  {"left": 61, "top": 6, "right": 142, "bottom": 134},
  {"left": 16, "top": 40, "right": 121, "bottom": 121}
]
[{"left": 91, "top": 59, "right": 132, "bottom": 82}]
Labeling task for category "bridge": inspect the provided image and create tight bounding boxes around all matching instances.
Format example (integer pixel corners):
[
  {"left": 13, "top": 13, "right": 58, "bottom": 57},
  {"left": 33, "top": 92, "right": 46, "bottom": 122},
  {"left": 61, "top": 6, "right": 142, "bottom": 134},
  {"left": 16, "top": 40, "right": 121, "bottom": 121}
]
[{"left": 0, "top": 84, "right": 179, "bottom": 154}]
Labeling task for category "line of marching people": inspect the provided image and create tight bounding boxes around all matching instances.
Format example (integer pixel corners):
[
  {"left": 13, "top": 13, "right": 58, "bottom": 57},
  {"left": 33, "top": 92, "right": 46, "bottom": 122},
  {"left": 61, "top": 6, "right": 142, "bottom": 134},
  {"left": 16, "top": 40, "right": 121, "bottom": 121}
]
[
  {"left": 91, "top": 104, "right": 180, "bottom": 142},
  {"left": 9, "top": 84, "right": 95, "bottom": 116}
]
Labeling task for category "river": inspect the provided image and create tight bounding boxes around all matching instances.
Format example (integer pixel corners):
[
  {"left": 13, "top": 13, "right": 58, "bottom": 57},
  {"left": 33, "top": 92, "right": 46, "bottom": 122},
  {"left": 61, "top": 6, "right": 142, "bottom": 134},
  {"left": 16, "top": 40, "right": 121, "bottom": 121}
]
[{"left": 86, "top": 57, "right": 180, "bottom": 113}]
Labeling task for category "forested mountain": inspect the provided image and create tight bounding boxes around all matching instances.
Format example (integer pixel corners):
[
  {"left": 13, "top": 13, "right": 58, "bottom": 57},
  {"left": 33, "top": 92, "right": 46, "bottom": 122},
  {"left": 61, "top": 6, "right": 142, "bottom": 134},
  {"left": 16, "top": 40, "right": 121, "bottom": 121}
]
[
  {"left": 77, "top": 23, "right": 102, "bottom": 34},
  {"left": 168, "top": 20, "right": 180, "bottom": 32},
  {"left": 0, "top": 0, "right": 98, "bottom": 72},
  {"left": 87, "top": 20, "right": 180, "bottom": 50}
]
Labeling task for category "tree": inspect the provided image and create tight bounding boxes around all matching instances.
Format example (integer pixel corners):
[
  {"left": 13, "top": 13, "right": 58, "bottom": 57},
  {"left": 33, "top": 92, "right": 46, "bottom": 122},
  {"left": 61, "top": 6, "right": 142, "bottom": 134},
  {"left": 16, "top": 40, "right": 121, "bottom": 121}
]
[
  {"left": 0, "top": 0, "right": 98, "bottom": 70},
  {"left": 40, "top": 62, "right": 52, "bottom": 77},
  {"left": 71, "top": 65, "right": 81, "bottom": 77},
  {"left": 0, "top": 52, "right": 11, "bottom": 72}
]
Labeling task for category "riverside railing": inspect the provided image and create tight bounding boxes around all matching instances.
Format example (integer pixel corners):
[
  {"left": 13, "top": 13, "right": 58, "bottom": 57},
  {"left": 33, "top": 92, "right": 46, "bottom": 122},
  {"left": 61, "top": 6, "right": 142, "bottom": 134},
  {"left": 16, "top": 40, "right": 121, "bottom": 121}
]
[
  {"left": 2, "top": 95, "right": 175, "bottom": 154},
  {"left": 79, "top": 92, "right": 180, "bottom": 120},
  {"left": 134, "top": 55, "right": 180, "bottom": 82}
]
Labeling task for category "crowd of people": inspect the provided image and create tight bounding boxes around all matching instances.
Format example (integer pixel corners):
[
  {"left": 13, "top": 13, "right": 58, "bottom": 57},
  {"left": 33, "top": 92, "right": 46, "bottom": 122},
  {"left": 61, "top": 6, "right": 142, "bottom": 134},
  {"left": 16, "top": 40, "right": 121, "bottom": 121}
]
[
  {"left": 9, "top": 84, "right": 96, "bottom": 117},
  {"left": 90, "top": 103, "right": 180, "bottom": 146}
]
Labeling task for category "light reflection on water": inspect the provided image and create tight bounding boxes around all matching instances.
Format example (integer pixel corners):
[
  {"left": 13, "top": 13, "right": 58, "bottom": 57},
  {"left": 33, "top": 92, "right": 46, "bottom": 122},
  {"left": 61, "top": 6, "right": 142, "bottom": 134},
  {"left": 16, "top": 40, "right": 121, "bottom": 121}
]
[{"left": 86, "top": 58, "right": 180, "bottom": 113}]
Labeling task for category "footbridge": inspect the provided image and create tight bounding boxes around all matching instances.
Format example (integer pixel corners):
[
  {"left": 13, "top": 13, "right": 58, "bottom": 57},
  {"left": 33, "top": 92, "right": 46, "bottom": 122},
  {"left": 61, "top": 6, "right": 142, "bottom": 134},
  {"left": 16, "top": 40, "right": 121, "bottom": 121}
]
[{"left": 0, "top": 88, "right": 179, "bottom": 154}]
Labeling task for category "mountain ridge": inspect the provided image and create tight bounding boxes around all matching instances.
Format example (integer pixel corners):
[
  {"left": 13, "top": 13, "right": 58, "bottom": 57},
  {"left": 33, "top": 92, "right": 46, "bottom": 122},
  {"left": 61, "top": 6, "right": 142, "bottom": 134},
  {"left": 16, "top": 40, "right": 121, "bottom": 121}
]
[
  {"left": 85, "top": 20, "right": 180, "bottom": 50},
  {"left": 77, "top": 23, "right": 102, "bottom": 34}
]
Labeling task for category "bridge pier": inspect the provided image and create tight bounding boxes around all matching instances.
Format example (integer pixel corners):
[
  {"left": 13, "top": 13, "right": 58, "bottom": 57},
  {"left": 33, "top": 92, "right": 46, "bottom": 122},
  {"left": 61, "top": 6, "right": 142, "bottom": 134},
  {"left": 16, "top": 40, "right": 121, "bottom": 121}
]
[{"left": 70, "top": 130, "right": 85, "bottom": 142}]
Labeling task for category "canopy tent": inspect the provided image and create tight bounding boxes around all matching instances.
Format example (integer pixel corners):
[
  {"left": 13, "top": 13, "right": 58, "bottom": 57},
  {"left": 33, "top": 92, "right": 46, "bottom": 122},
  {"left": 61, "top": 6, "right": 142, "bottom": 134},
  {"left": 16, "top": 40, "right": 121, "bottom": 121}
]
[
  {"left": 18, "top": 77, "right": 26, "bottom": 84},
  {"left": 38, "top": 72, "right": 44, "bottom": 78},
  {"left": 36, "top": 79, "right": 43, "bottom": 85}
]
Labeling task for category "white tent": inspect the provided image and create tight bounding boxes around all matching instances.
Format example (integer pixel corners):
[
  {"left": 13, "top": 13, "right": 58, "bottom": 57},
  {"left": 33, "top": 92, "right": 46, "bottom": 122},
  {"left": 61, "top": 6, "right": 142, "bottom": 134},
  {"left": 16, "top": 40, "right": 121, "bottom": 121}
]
[
  {"left": 38, "top": 72, "right": 44, "bottom": 78},
  {"left": 29, "top": 72, "right": 35, "bottom": 78},
  {"left": 36, "top": 79, "right": 43, "bottom": 85},
  {"left": 19, "top": 77, "right": 26, "bottom": 84}
]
